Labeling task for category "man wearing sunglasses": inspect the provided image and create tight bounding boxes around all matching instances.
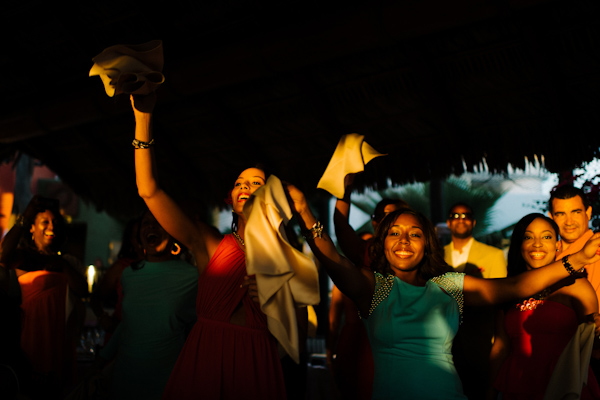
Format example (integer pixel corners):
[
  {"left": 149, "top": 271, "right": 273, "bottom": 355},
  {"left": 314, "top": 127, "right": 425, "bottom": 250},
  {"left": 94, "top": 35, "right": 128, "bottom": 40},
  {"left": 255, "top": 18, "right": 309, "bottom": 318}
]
[
  {"left": 444, "top": 203, "right": 507, "bottom": 279},
  {"left": 444, "top": 202, "right": 507, "bottom": 400}
]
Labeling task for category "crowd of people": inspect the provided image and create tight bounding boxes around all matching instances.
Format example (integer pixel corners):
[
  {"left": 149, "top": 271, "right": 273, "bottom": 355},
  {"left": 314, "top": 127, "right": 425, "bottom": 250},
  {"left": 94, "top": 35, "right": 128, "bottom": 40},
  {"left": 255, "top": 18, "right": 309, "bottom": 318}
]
[{"left": 0, "top": 91, "right": 599, "bottom": 400}]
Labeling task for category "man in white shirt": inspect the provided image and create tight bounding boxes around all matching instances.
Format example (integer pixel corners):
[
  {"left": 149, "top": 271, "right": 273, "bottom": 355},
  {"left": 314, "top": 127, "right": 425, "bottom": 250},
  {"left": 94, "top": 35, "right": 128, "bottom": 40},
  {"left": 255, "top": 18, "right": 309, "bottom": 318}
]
[
  {"left": 444, "top": 203, "right": 507, "bottom": 400},
  {"left": 444, "top": 203, "right": 507, "bottom": 278}
]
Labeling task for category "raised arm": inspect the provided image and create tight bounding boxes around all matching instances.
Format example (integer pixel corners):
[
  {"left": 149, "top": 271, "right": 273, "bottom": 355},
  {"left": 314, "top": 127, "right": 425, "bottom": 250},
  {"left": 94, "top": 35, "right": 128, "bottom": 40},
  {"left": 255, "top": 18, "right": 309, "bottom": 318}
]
[
  {"left": 131, "top": 95, "right": 221, "bottom": 271},
  {"left": 463, "top": 233, "right": 600, "bottom": 306},
  {"left": 286, "top": 183, "right": 374, "bottom": 315},
  {"left": 333, "top": 174, "right": 368, "bottom": 266}
]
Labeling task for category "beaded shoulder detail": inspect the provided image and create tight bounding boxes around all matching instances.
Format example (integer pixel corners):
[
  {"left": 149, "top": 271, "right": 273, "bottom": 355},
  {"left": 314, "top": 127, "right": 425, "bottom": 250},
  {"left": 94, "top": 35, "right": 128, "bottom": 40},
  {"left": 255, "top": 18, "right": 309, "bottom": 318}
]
[
  {"left": 431, "top": 272, "right": 465, "bottom": 323},
  {"left": 364, "top": 272, "right": 395, "bottom": 318}
]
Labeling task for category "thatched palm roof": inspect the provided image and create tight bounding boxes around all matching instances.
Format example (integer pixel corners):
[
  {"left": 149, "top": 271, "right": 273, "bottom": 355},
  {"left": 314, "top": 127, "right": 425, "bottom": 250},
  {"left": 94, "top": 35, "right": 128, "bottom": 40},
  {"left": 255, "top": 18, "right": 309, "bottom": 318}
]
[{"left": 1, "top": 0, "right": 599, "bottom": 220}]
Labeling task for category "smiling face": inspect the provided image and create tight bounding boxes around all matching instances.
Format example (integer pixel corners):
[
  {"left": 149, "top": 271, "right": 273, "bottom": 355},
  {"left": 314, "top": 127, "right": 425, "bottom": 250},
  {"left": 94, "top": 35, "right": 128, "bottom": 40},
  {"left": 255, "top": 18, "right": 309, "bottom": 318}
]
[
  {"left": 384, "top": 214, "right": 426, "bottom": 278},
  {"left": 521, "top": 217, "right": 559, "bottom": 270},
  {"left": 550, "top": 195, "right": 591, "bottom": 246},
  {"left": 30, "top": 210, "right": 57, "bottom": 253},
  {"left": 139, "top": 211, "right": 171, "bottom": 258},
  {"left": 231, "top": 167, "right": 266, "bottom": 215}
]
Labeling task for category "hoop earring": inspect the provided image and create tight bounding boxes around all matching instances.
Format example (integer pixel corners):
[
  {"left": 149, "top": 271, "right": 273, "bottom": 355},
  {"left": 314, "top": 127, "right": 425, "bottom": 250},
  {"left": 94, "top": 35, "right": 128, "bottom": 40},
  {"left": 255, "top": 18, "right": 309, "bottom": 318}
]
[{"left": 171, "top": 243, "right": 181, "bottom": 256}]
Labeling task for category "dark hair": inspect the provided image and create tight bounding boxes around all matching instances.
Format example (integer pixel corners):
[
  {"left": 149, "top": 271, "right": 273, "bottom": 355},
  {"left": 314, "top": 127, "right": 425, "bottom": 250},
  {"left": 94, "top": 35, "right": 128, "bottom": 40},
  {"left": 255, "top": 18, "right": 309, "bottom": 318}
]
[
  {"left": 506, "top": 213, "right": 559, "bottom": 278},
  {"left": 131, "top": 210, "right": 186, "bottom": 270},
  {"left": 231, "top": 164, "right": 269, "bottom": 232},
  {"left": 118, "top": 217, "right": 143, "bottom": 260},
  {"left": 372, "top": 198, "right": 411, "bottom": 223},
  {"left": 21, "top": 195, "right": 67, "bottom": 252},
  {"left": 369, "top": 209, "right": 451, "bottom": 280},
  {"left": 548, "top": 184, "right": 591, "bottom": 214}
]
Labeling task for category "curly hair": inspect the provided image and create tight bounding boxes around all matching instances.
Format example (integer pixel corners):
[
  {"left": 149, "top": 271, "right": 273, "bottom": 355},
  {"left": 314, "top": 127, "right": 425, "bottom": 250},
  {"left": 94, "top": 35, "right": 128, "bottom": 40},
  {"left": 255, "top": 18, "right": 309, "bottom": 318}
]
[
  {"left": 369, "top": 208, "right": 451, "bottom": 280},
  {"left": 506, "top": 213, "right": 559, "bottom": 278},
  {"left": 20, "top": 195, "right": 67, "bottom": 253}
]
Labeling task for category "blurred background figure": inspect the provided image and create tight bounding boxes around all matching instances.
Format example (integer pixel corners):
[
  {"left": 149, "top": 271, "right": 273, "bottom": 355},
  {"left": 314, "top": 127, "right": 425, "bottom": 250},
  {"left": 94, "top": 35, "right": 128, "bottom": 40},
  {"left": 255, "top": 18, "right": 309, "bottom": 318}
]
[
  {"left": 0, "top": 195, "right": 87, "bottom": 399},
  {"left": 90, "top": 216, "right": 143, "bottom": 345},
  {"left": 444, "top": 202, "right": 507, "bottom": 399},
  {"left": 95, "top": 210, "right": 198, "bottom": 400}
]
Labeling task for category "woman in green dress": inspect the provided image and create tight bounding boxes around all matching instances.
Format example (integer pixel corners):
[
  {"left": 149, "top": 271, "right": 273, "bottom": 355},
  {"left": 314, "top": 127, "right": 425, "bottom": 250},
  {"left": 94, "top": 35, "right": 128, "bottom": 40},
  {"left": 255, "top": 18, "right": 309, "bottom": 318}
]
[{"left": 286, "top": 185, "right": 600, "bottom": 399}]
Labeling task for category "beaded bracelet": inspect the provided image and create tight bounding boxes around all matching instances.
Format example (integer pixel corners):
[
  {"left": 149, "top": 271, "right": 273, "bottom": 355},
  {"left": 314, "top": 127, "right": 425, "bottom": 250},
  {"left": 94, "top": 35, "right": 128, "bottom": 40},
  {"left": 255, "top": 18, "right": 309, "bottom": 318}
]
[
  {"left": 562, "top": 255, "right": 585, "bottom": 275},
  {"left": 132, "top": 138, "right": 155, "bottom": 149}
]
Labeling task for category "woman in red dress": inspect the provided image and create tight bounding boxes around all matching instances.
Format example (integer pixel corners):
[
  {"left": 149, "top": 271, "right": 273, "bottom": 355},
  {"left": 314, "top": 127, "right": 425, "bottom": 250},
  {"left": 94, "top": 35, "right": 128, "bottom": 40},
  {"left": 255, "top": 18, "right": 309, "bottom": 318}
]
[
  {"left": 0, "top": 195, "right": 88, "bottom": 399},
  {"left": 492, "top": 213, "right": 600, "bottom": 399},
  {"left": 130, "top": 94, "right": 286, "bottom": 400}
]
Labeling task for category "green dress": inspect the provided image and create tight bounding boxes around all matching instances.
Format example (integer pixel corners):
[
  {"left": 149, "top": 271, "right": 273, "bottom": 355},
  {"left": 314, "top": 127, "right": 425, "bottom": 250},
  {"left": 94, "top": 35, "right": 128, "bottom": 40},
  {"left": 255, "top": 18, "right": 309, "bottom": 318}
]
[
  {"left": 100, "top": 259, "right": 198, "bottom": 400},
  {"left": 363, "top": 272, "right": 466, "bottom": 400}
]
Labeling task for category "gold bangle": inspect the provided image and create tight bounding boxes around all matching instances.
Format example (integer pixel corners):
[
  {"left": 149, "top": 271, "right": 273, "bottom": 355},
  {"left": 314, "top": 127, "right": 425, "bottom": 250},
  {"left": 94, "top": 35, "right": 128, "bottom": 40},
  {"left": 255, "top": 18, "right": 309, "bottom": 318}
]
[{"left": 132, "top": 138, "right": 155, "bottom": 149}]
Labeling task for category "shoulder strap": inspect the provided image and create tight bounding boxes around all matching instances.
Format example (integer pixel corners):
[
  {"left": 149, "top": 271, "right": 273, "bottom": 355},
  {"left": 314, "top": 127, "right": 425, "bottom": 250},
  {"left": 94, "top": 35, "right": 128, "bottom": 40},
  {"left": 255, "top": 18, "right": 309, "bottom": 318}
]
[
  {"left": 364, "top": 272, "right": 395, "bottom": 318},
  {"left": 431, "top": 272, "right": 465, "bottom": 323}
]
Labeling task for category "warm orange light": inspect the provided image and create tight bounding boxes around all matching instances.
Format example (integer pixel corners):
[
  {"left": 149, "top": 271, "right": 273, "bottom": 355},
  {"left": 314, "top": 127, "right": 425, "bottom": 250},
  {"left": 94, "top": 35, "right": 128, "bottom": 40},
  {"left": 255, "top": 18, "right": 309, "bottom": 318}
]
[{"left": 87, "top": 265, "right": 96, "bottom": 293}]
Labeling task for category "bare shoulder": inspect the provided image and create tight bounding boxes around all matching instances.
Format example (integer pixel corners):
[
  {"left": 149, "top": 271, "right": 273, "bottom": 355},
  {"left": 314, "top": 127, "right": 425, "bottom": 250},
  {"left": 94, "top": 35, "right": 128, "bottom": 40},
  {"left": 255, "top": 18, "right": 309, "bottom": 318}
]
[{"left": 557, "top": 275, "right": 596, "bottom": 300}]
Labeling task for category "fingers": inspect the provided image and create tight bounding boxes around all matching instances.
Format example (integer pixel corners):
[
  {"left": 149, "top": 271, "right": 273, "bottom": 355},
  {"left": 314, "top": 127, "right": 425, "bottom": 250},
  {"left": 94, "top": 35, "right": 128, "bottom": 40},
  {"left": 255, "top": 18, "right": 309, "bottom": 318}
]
[{"left": 240, "top": 275, "right": 260, "bottom": 303}]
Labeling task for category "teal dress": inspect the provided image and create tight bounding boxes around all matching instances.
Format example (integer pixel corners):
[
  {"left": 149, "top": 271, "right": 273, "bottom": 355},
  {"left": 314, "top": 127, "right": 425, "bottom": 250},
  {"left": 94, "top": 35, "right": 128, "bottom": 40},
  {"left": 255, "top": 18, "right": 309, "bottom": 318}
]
[
  {"left": 101, "top": 259, "right": 198, "bottom": 400},
  {"left": 363, "top": 272, "right": 466, "bottom": 400}
]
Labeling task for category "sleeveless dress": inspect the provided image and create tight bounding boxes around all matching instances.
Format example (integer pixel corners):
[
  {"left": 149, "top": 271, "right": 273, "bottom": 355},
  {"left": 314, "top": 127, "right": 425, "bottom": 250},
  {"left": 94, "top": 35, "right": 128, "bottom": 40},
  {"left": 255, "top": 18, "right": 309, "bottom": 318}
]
[
  {"left": 162, "top": 234, "right": 286, "bottom": 400},
  {"left": 495, "top": 300, "right": 600, "bottom": 399},
  {"left": 332, "top": 292, "right": 374, "bottom": 400},
  {"left": 18, "top": 270, "right": 75, "bottom": 394},
  {"left": 363, "top": 272, "right": 466, "bottom": 400},
  {"left": 100, "top": 259, "right": 198, "bottom": 400}
]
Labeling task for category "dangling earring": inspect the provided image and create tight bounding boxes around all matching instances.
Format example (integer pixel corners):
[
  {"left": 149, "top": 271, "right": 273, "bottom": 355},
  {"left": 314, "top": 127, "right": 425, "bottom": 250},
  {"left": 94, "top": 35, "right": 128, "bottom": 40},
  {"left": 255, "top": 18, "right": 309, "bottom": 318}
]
[{"left": 171, "top": 242, "right": 181, "bottom": 256}]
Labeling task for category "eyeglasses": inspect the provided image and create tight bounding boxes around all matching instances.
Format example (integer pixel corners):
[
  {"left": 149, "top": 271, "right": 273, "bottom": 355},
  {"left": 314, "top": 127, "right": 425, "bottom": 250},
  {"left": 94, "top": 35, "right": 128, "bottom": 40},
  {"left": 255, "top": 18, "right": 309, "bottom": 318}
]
[{"left": 448, "top": 213, "right": 473, "bottom": 220}]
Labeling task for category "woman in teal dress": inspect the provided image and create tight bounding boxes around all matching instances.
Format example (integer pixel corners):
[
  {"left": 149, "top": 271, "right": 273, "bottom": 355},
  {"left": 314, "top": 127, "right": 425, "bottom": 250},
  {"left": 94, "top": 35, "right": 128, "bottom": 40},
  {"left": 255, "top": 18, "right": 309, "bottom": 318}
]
[
  {"left": 285, "top": 185, "right": 600, "bottom": 399},
  {"left": 98, "top": 210, "right": 198, "bottom": 400}
]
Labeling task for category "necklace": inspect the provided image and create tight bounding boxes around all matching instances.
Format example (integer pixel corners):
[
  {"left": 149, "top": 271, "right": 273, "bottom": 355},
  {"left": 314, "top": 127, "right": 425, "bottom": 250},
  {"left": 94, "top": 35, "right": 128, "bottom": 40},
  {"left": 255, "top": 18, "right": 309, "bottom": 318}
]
[
  {"left": 516, "top": 288, "right": 551, "bottom": 311},
  {"left": 232, "top": 231, "right": 245, "bottom": 247}
]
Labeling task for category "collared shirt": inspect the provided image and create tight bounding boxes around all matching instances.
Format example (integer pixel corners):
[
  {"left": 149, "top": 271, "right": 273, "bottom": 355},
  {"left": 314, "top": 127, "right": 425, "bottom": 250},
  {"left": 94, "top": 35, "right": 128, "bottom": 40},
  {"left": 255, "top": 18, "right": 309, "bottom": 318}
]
[
  {"left": 556, "top": 229, "right": 600, "bottom": 297},
  {"left": 449, "top": 237, "right": 474, "bottom": 268}
]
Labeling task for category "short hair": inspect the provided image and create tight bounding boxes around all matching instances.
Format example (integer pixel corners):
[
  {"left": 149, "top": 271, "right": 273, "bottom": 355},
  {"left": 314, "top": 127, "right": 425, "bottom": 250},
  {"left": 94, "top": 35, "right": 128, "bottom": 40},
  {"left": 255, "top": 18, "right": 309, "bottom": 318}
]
[
  {"left": 548, "top": 185, "right": 591, "bottom": 214},
  {"left": 369, "top": 208, "right": 451, "bottom": 280},
  {"left": 447, "top": 202, "right": 474, "bottom": 217},
  {"left": 506, "top": 213, "right": 559, "bottom": 278}
]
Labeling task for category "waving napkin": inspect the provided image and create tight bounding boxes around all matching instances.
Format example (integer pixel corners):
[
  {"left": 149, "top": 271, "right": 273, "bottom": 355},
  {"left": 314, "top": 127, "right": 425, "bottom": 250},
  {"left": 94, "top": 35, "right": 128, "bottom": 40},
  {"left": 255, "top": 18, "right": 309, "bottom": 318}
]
[
  {"left": 317, "top": 133, "right": 386, "bottom": 199},
  {"left": 243, "top": 175, "right": 320, "bottom": 364},
  {"left": 89, "top": 40, "right": 165, "bottom": 97}
]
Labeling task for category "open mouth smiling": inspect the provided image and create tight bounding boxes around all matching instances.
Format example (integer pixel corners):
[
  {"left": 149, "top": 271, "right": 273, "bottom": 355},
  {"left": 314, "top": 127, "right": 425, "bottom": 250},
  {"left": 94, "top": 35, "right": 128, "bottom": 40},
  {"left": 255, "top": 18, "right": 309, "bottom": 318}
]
[
  {"left": 528, "top": 252, "right": 547, "bottom": 260},
  {"left": 237, "top": 193, "right": 250, "bottom": 202},
  {"left": 394, "top": 250, "right": 414, "bottom": 258}
]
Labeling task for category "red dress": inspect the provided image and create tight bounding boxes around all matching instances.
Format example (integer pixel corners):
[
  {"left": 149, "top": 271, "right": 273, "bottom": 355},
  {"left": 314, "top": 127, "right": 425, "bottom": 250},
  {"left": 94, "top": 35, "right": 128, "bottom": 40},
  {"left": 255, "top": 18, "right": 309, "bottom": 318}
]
[
  {"left": 332, "top": 293, "right": 374, "bottom": 400},
  {"left": 19, "top": 270, "right": 75, "bottom": 392},
  {"left": 495, "top": 300, "right": 600, "bottom": 399},
  {"left": 162, "top": 234, "right": 286, "bottom": 399}
]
